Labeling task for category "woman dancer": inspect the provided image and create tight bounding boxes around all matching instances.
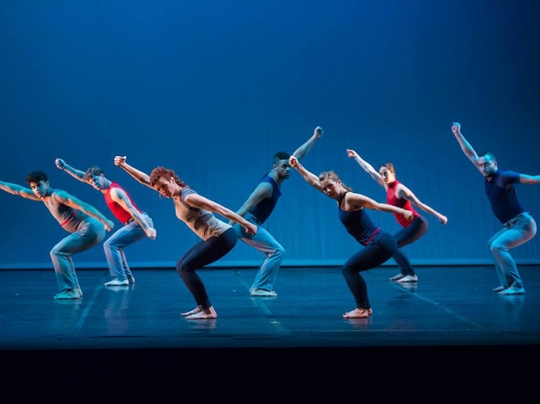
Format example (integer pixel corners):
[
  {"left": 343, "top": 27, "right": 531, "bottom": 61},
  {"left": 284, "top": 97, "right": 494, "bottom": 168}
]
[
  {"left": 347, "top": 149, "right": 448, "bottom": 283},
  {"left": 289, "top": 156, "right": 413, "bottom": 318},
  {"left": 114, "top": 156, "right": 257, "bottom": 319}
]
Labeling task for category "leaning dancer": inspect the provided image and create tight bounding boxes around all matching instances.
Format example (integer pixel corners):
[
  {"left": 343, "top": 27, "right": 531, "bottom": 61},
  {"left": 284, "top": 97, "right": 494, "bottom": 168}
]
[
  {"left": 347, "top": 149, "right": 448, "bottom": 283},
  {"left": 452, "top": 122, "right": 539, "bottom": 295},
  {"left": 289, "top": 156, "right": 412, "bottom": 318},
  {"left": 0, "top": 171, "right": 114, "bottom": 299},
  {"left": 114, "top": 156, "right": 257, "bottom": 319},
  {"left": 55, "top": 158, "right": 156, "bottom": 286},
  {"left": 231, "top": 126, "right": 324, "bottom": 297}
]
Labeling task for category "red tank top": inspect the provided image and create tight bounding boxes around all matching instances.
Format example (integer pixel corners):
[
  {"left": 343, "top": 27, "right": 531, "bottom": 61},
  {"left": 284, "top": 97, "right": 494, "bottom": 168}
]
[
  {"left": 104, "top": 182, "right": 142, "bottom": 224},
  {"left": 386, "top": 180, "right": 420, "bottom": 228}
]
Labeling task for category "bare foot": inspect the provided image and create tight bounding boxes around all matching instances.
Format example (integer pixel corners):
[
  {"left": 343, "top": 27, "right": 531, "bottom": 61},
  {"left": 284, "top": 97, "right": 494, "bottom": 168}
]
[
  {"left": 343, "top": 308, "right": 371, "bottom": 318},
  {"left": 181, "top": 306, "right": 202, "bottom": 317},
  {"left": 493, "top": 286, "right": 506, "bottom": 292},
  {"left": 186, "top": 306, "right": 217, "bottom": 320}
]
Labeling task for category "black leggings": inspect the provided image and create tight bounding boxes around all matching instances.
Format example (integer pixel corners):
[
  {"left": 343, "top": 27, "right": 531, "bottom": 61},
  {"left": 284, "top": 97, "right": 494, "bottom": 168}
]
[
  {"left": 392, "top": 216, "right": 428, "bottom": 276},
  {"left": 341, "top": 232, "right": 398, "bottom": 309},
  {"left": 176, "top": 228, "right": 237, "bottom": 309}
]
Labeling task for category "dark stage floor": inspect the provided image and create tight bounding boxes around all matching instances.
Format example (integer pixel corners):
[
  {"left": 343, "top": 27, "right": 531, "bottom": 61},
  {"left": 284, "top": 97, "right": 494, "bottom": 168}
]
[{"left": 1, "top": 265, "right": 539, "bottom": 402}]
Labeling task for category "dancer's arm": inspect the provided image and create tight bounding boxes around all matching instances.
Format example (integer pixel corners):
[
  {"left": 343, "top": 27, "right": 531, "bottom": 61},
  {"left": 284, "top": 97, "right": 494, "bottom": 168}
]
[
  {"left": 114, "top": 156, "right": 154, "bottom": 189},
  {"left": 289, "top": 156, "right": 324, "bottom": 192},
  {"left": 291, "top": 126, "right": 324, "bottom": 160},
  {"left": 348, "top": 193, "right": 413, "bottom": 221},
  {"left": 451, "top": 122, "right": 483, "bottom": 174},
  {"left": 519, "top": 174, "right": 540, "bottom": 185},
  {"left": 230, "top": 183, "right": 273, "bottom": 224},
  {"left": 346, "top": 149, "right": 386, "bottom": 188},
  {"left": 184, "top": 193, "right": 257, "bottom": 235},
  {"left": 54, "top": 190, "right": 114, "bottom": 231},
  {"left": 109, "top": 187, "right": 157, "bottom": 239},
  {"left": 55, "top": 159, "right": 87, "bottom": 182},
  {"left": 0, "top": 180, "right": 41, "bottom": 201},
  {"left": 396, "top": 184, "right": 448, "bottom": 224}
]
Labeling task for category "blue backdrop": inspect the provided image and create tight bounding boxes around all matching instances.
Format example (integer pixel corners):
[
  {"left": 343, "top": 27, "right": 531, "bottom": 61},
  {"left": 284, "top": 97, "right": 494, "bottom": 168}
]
[{"left": 1, "top": 0, "right": 539, "bottom": 269}]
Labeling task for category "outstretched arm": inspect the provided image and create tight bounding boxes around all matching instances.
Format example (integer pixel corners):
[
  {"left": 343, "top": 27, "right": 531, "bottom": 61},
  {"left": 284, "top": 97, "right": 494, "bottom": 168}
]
[
  {"left": 55, "top": 159, "right": 87, "bottom": 183},
  {"left": 184, "top": 193, "right": 257, "bottom": 235},
  {"left": 54, "top": 190, "right": 114, "bottom": 231},
  {"left": 109, "top": 188, "right": 157, "bottom": 239},
  {"left": 519, "top": 174, "right": 540, "bottom": 185},
  {"left": 0, "top": 180, "right": 41, "bottom": 201},
  {"left": 397, "top": 184, "right": 448, "bottom": 224},
  {"left": 347, "top": 193, "right": 413, "bottom": 221},
  {"left": 289, "top": 156, "right": 324, "bottom": 193},
  {"left": 346, "top": 149, "right": 386, "bottom": 188},
  {"left": 228, "top": 182, "right": 272, "bottom": 225},
  {"left": 451, "top": 122, "right": 482, "bottom": 174},
  {"left": 291, "top": 126, "right": 324, "bottom": 160},
  {"left": 114, "top": 156, "right": 154, "bottom": 190}
]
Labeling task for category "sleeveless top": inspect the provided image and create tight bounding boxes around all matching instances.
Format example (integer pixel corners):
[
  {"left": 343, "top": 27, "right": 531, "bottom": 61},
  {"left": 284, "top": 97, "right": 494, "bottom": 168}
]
[
  {"left": 104, "top": 182, "right": 142, "bottom": 224},
  {"left": 174, "top": 188, "right": 231, "bottom": 241},
  {"left": 386, "top": 180, "right": 420, "bottom": 228},
  {"left": 248, "top": 175, "right": 281, "bottom": 224},
  {"left": 338, "top": 192, "right": 382, "bottom": 246},
  {"left": 42, "top": 190, "right": 88, "bottom": 233},
  {"left": 484, "top": 169, "right": 525, "bottom": 224}
]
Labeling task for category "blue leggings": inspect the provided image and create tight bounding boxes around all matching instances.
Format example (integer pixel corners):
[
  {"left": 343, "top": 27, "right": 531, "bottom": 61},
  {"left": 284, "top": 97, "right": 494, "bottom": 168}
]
[
  {"left": 342, "top": 232, "right": 398, "bottom": 309},
  {"left": 176, "top": 228, "right": 237, "bottom": 309},
  {"left": 393, "top": 216, "right": 428, "bottom": 276}
]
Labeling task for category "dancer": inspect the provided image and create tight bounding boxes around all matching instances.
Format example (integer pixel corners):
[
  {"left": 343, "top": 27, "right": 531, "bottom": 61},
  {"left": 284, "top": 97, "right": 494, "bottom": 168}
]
[
  {"left": 451, "top": 122, "right": 539, "bottom": 295},
  {"left": 289, "top": 156, "right": 413, "bottom": 318},
  {"left": 55, "top": 158, "right": 156, "bottom": 286},
  {"left": 232, "top": 126, "right": 324, "bottom": 297},
  {"left": 347, "top": 149, "right": 448, "bottom": 283},
  {"left": 0, "top": 171, "right": 114, "bottom": 299},
  {"left": 114, "top": 156, "right": 257, "bottom": 319}
]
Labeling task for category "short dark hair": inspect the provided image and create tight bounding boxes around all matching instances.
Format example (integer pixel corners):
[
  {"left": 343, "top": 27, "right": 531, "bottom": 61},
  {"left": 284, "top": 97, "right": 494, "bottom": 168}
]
[
  {"left": 84, "top": 166, "right": 105, "bottom": 181},
  {"left": 26, "top": 171, "right": 48, "bottom": 184},
  {"left": 274, "top": 151, "right": 290, "bottom": 164},
  {"left": 479, "top": 152, "right": 497, "bottom": 161}
]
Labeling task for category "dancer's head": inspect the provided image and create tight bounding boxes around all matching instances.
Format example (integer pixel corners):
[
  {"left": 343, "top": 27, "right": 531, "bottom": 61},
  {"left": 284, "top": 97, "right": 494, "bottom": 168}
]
[
  {"left": 273, "top": 151, "right": 291, "bottom": 180},
  {"left": 149, "top": 166, "right": 188, "bottom": 198},
  {"left": 318, "top": 170, "right": 352, "bottom": 199},
  {"left": 477, "top": 152, "right": 498, "bottom": 178},
  {"left": 84, "top": 166, "right": 108, "bottom": 191},
  {"left": 26, "top": 171, "right": 50, "bottom": 198},
  {"left": 378, "top": 163, "right": 396, "bottom": 184}
]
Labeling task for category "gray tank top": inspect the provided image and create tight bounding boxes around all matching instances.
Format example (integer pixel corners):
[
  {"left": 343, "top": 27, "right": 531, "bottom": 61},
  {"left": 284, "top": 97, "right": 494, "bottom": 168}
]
[
  {"left": 42, "top": 190, "right": 87, "bottom": 233},
  {"left": 174, "top": 188, "right": 231, "bottom": 241}
]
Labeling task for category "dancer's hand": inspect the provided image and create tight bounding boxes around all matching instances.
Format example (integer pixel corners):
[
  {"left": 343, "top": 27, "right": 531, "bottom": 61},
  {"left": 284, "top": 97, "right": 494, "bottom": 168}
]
[
  {"left": 55, "top": 158, "right": 66, "bottom": 169},
  {"left": 146, "top": 227, "right": 157, "bottom": 239},
  {"left": 244, "top": 222, "right": 257, "bottom": 235},
  {"left": 451, "top": 122, "right": 461, "bottom": 135},
  {"left": 402, "top": 210, "right": 414, "bottom": 221},
  {"left": 346, "top": 149, "right": 358, "bottom": 159},
  {"left": 289, "top": 156, "right": 299, "bottom": 168},
  {"left": 439, "top": 215, "right": 448, "bottom": 225},
  {"left": 104, "top": 219, "right": 115, "bottom": 232},
  {"left": 314, "top": 126, "right": 324, "bottom": 139},
  {"left": 114, "top": 156, "right": 127, "bottom": 166}
]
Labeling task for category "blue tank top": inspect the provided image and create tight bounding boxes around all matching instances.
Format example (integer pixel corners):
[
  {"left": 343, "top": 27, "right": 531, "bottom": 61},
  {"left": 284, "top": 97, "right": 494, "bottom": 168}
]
[
  {"left": 485, "top": 169, "right": 524, "bottom": 224},
  {"left": 338, "top": 192, "right": 382, "bottom": 246},
  {"left": 248, "top": 175, "right": 281, "bottom": 224}
]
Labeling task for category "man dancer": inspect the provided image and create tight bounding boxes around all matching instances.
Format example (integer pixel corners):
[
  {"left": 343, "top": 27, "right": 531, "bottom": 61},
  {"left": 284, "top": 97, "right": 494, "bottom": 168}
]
[
  {"left": 55, "top": 159, "right": 156, "bottom": 286},
  {"left": 452, "top": 122, "right": 539, "bottom": 295},
  {"left": 232, "top": 126, "right": 324, "bottom": 297},
  {"left": 0, "top": 171, "right": 114, "bottom": 299}
]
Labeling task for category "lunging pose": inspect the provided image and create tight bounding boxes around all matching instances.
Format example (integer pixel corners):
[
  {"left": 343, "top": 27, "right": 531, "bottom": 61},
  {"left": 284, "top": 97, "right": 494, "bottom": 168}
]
[
  {"left": 114, "top": 156, "right": 257, "bottom": 319},
  {"left": 231, "top": 127, "right": 324, "bottom": 297},
  {"left": 452, "top": 122, "right": 539, "bottom": 295},
  {"left": 289, "top": 156, "right": 413, "bottom": 318},
  {"left": 347, "top": 149, "right": 448, "bottom": 283},
  {"left": 55, "top": 158, "right": 156, "bottom": 286},
  {"left": 0, "top": 171, "right": 114, "bottom": 299}
]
